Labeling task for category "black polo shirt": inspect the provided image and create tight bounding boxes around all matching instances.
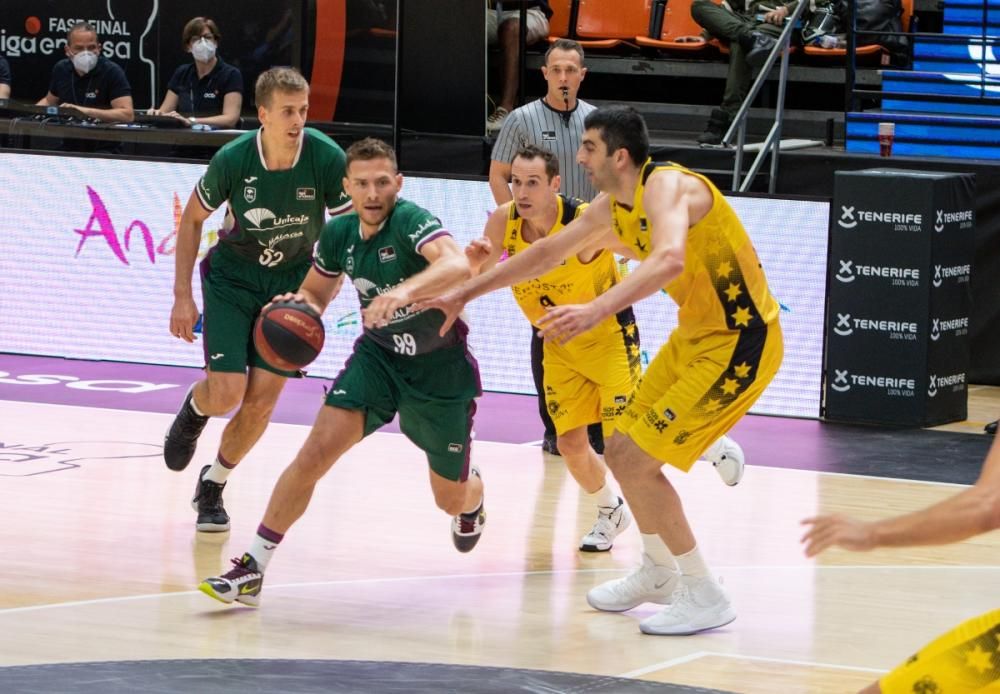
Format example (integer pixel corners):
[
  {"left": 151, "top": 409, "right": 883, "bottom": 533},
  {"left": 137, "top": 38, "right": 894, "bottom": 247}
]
[
  {"left": 165, "top": 57, "right": 243, "bottom": 116},
  {"left": 48, "top": 56, "right": 131, "bottom": 107},
  {"left": 0, "top": 56, "right": 11, "bottom": 87}
]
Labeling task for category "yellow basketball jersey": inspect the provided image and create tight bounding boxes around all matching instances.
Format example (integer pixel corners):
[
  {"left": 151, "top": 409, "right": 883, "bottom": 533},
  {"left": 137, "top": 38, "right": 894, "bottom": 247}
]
[
  {"left": 505, "top": 195, "right": 623, "bottom": 338},
  {"left": 610, "top": 160, "right": 780, "bottom": 337}
]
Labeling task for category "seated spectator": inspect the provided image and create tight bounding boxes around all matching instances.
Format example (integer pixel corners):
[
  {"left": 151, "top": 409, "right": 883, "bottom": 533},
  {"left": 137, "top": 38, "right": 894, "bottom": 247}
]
[
  {"left": 0, "top": 55, "right": 10, "bottom": 99},
  {"left": 37, "top": 21, "right": 133, "bottom": 124},
  {"left": 486, "top": 0, "right": 552, "bottom": 133},
  {"left": 691, "top": 0, "right": 816, "bottom": 146},
  {"left": 150, "top": 17, "right": 243, "bottom": 129}
]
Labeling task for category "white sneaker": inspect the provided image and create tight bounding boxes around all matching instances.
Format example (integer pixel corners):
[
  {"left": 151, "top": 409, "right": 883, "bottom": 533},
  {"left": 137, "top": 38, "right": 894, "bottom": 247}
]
[
  {"left": 586, "top": 552, "right": 680, "bottom": 612},
  {"left": 639, "top": 575, "right": 736, "bottom": 635},
  {"left": 486, "top": 107, "right": 509, "bottom": 133},
  {"left": 703, "top": 435, "right": 745, "bottom": 486},
  {"left": 580, "top": 497, "right": 631, "bottom": 552}
]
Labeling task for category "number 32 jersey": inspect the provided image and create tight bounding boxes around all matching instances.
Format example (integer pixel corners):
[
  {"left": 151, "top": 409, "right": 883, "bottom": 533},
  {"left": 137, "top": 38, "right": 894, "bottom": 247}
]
[
  {"left": 196, "top": 127, "right": 350, "bottom": 269},
  {"left": 313, "top": 198, "right": 466, "bottom": 355}
]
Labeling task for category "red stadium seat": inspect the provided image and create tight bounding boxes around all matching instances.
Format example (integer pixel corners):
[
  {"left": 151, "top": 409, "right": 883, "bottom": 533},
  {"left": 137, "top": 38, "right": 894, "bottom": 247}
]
[
  {"left": 636, "top": 0, "right": 719, "bottom": 53},
  {"left": 574, "top": 0, "right": 653, "bottom": 49}
]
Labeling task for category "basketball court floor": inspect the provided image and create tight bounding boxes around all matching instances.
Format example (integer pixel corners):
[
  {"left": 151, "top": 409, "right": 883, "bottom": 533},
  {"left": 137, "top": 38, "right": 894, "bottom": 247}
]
[{"left": 0, "top": 352, "right": 996, "bottom": 693}]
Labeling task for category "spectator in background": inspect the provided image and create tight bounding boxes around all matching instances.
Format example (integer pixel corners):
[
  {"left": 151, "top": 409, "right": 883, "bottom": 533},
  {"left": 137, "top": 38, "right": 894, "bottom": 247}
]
[
  {"left": 37, "top": 22, "right": 133, "bottom": 124},
  {"left": 489, "top": 38, "right": 604, "bottom": 456},
  {"left": 150, "top": 17, "right": 243, "bottom": 129},
  {"left": 0, "top": 55, "right": 11, "bottom": 99},
  {"left": 690, "top": 0, "right": 790, "bottom": 146},
  {"left": 486, "top": 0, "right": 553, "bottom": 133}
]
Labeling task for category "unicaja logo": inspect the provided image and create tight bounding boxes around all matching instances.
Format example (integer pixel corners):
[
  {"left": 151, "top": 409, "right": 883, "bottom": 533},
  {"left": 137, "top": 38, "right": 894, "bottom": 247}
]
[
  {"left": 835, "top": 260, "right": 855, "bottom": 283},
  {"left": 834, "top": 313, "right": 853, "bottom": 336},
  {"left": 831, "top": 369, "right": 851, "bottom": 392},
  {"left": 838, "top": 205, "right": 857, "bottom": 229}
]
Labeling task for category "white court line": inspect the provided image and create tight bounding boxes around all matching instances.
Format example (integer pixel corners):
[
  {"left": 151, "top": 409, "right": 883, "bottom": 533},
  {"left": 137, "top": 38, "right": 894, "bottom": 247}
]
[
  {"left": 3, "top": 563, "right": 999, "bottom": 616},
  {"left": 617, "top": 651, "right": 888, "bottom": 679}
]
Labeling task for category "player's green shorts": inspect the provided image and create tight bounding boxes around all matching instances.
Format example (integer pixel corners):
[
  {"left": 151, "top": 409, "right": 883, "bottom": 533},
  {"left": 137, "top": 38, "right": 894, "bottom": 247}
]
[
  {"left": 199, "top": 243, "right": 311, "bottom": 377},
  {"left": 325, "top": 336, "right": 482, "bottom": 481}
]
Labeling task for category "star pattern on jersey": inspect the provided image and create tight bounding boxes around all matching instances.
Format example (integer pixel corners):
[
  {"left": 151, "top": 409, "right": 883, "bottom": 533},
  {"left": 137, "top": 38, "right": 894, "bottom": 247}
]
[
  {"left": 731, "top": 306, "right": 754, "bottom": 327},
  {"left": 965, "top": 644, "right": 993, "bottom": 674},
  {"left": 716, "top": 260, "right": 733, "bottom": 279},
  {"left": 734, "top": 362, "right": 753, "bottom": 379},
  {"left": 724, "top": 282, "right": 743, "bottom": 303}
]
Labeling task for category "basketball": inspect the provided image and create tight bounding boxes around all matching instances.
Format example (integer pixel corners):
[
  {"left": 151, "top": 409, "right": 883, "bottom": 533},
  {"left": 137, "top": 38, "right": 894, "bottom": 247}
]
[{"left": 253, "top": 300, "right": 325, "bottom": 371}]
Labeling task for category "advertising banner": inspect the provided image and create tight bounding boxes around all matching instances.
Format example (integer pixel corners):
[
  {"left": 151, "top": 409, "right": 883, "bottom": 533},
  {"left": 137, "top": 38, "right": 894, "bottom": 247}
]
[{"left": 0, "top": 151, "right": 830, "bottom": 418}]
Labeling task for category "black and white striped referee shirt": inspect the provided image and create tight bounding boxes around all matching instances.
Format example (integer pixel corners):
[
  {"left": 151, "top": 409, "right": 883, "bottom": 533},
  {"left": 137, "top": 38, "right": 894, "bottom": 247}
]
[{"left": 491, "top": 97, "right": 597, "bottom": 202}]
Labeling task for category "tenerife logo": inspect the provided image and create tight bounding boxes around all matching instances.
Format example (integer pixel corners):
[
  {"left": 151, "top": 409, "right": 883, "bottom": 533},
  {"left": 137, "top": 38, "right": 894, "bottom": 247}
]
[
  {"left": 930, "top": 316, "right": 969, "bottom": 341},
  {"left": 934, "top": 209, "right": 974, "bottom": 233},
  {"left": 838, "top": 205, "right": 858, "bottom": 229},
  {"left": 928, "top": 372, "right": 966, "bottom": 398},
  {"left": 833, "top": 313, "right": 918, "bottom": 338},
  {"left": 837, "top": 206, "right": 922, "bottom": 230},
  {"left": 835, "top": 259, "right": 920, "bottom": 285},
  {"left": 830, "top": 369, "right": 916, "bottom": 395},
  {"left": 932, "top": 264, "right": 972, "bottom": 288}
]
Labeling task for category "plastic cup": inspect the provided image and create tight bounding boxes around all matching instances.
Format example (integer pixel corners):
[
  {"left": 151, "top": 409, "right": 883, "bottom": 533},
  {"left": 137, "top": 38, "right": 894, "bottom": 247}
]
[{"left": 878, "top": 122, "right": 895, "bottom": 157}]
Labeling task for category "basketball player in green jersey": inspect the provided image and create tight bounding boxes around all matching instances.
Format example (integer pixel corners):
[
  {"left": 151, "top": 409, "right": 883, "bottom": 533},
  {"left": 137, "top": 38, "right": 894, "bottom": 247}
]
[
  {"left": 198, "top": 138, "right": 486, "bottom": 606},
  {"left": 164, "top": 67, "right": 350, "bottom": 533},
  {"left": 803, "top": 435, "right": 1000, "bottom": 693}
]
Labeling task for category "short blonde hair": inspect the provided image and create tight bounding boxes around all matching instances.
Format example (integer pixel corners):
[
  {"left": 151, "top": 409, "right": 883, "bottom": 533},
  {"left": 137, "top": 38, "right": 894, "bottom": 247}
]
[{"left": 255, "top": 67, "right": 309, "bottom": 108}]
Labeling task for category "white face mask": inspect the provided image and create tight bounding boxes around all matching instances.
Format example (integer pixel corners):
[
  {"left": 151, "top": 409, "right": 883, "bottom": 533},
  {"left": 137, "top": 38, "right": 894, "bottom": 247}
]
[
  {"left": 191, "top": 38, "right": 217, "bottom": 63},
  {"left": 71, "top": 50, "right": 98, "bottom": 75}
]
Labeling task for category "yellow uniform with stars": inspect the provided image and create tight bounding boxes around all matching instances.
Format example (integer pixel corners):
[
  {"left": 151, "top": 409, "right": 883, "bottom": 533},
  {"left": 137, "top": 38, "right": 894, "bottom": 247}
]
[
  {"left": 506, "top": 195, "right": 641, "bottom": 436},
  {"left": 611, "top": 160, "right": 783, "bottom": 469},
  {"left": 879, "top": 608, "right": 1000, "bottom": 692}
]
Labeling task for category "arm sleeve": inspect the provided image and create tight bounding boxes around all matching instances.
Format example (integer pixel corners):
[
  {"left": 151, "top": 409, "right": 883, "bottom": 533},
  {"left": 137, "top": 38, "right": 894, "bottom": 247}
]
[
  {"left": 312, "top": 220, "right": 344, "bottom": 276},
  {"left": 220, "top": 66, "right": 244, "bottom": 96},
  {"left": 324, "top": 144, "right": 351, "bottom": 216},
  {"left": 490, "top": 109, "right": 527, "bottom": 163},
  {"left": 107, "top": 63, "right": 132, "bottom": 100},
  {"left": 405, "top": 206, "right": 450, "bottom": 254},
  {"left": 165, "top": 65, "right": 186, "bottom": 95},
  {"left": 195, "top": 150, "right": 231, "bottom": 211}
]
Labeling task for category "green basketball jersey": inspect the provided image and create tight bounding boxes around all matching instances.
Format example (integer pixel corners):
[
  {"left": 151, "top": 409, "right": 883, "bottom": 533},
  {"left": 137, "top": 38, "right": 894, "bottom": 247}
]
[
  {"left": 314, "top": 198, "right": 465, "bottom": 355},
  {"left": 196, "top": 127, "right": 349, "bottom": 268}
]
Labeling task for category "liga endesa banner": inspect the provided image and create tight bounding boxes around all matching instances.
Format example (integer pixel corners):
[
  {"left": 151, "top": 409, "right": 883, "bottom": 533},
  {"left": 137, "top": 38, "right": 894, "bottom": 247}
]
[{"left": 0, "top": 152, "right": 828, "bottom": 417}]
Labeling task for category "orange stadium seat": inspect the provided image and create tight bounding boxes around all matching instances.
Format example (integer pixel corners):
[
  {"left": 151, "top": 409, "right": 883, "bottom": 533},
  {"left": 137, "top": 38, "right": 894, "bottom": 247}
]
[
  {"left": 546, "top": 0, "right": 576, "bottom": 39},
  {"left": 574, "top": 0, "right": 654, "bottom": 49},
  {"left": 803, "top": 0, "right": 913, "bottom": 63},
  {"left": 636, "top": 0, "right": 719, "bottom": 53}
]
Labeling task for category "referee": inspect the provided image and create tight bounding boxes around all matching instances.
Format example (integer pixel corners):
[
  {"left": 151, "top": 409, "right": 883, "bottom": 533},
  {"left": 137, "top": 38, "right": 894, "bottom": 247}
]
[{"left": 488, "top": 38, "right": 604, "bottom": 455}]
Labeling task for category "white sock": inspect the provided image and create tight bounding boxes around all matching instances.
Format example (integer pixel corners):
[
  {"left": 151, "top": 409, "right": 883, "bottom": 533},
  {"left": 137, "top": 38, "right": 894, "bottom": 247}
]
[
  {"left": 188, "top": 385, "right": 206, "bottom": 417},
  {"left": 587, "top": 481, "right": 618, "bottom": 509},
  {"left": 202, "top": 457, "right": 234, "bottom": 485},
  {"left": 248, "top": 532, "right": 282, "bottom": 572},
  {"left": 641, "top": 533, "right": 676, "bottom": 568},
  {"left": 675, "top": 545, "right": 711, "bottom": 579}
]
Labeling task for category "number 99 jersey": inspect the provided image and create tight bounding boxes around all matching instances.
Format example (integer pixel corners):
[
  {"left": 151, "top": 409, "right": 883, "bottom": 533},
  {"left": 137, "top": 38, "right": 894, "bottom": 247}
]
[{"left": 313, "top": 198, "right": 466, "bottom": 356}]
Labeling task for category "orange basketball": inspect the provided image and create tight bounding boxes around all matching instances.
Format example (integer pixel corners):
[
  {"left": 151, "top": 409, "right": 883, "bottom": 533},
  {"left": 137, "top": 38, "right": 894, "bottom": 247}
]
[{"left": 253, "top": 300, "right": 325, "bottom": 371}]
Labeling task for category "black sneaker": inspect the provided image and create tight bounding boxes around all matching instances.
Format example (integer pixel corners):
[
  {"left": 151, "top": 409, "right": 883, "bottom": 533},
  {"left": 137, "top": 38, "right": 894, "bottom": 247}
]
[
  {"left": 697, "top": 108, "right": 732, "bottom": 147},
  {"left": 745, "top": 31, "right": 778, "bottom": 69},
  {"left": 542, "top": 434, "right": 561, "bottom": 456},
  {"left": 987, "top": 420, "right": 998, "bottom": 435},
  {"left": 199, "top": 553, "right": 263, "bottom": 606},
  {"left": 192, "top": 465, "right": 230, "bottom": 532},
  {"left": 164, "top": 385, "right": 209, "bottom": 471},
  {"left": 452, "top": 466, "right": 486, "bottom": 553}
]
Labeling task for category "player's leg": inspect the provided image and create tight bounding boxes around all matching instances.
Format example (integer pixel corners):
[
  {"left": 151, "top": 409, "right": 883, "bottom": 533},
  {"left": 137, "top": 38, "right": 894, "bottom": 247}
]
[
  {"left": 397, "top": 342, "right": 485, "bottom": 552},
  {"left": 198, "top": 404, "right": 366, "bottom": 606},
  {"left": 530, "top": 331, "right": 559, "bottom": 455},
  {"left": 192, "top": 367, "right": 288, "bottom": 532},
  {"left": 199, "top": 339, "right": 395, "bottom": 605},
  {"left": 546, "top": 348, "right": 629, "bottom": 551}
]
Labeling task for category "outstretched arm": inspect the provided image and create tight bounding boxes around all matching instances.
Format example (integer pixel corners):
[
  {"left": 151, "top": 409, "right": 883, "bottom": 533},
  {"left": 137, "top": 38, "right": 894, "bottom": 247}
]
[
  {"left": 802, "top": 435, "right": 1000, "bottom": 556},
  {"left": 537, "top": 171, "right": 690, "bottom": 343}
]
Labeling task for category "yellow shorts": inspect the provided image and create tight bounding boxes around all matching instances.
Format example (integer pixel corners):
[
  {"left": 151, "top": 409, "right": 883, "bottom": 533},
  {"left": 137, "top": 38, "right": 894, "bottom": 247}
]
[
  {"left": 543, "top": 325, "right": 641, "bottom": 438},
  {"left": 617, "top": 321, "right": 783, "bottom": 470},
  {"left": 880, "top": 608, "right": 1000, "bottom": 692}
]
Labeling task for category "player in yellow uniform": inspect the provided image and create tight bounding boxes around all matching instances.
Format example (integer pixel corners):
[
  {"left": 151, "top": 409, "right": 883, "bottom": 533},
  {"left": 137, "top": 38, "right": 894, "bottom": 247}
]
[
  {"left": 469, "top": 144, "right": 638, "bottom": 551},
  {"left": 803, "top": 436, "right": 1000, "bottom": 693},
  {"left": 424, "top": 105, "right": 782, "bottom": 635}
]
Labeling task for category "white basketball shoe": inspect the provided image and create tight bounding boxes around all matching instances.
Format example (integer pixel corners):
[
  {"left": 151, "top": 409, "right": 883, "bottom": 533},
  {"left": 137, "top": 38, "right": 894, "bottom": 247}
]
[
  {"left": 586, "top": 553, "right": 680, "bottom": 612},
  {"left": 639, "top": 575, "right": 736, "bottom": 635},
  {"left": 703, "top": 435, "right": 745, "bottom": 486}
]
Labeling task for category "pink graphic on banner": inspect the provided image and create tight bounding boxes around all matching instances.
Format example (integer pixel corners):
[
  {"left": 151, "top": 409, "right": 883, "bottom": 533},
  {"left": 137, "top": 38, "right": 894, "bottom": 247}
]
[{"left": 74, "top": 186, "right": 157, "bottom": 265}]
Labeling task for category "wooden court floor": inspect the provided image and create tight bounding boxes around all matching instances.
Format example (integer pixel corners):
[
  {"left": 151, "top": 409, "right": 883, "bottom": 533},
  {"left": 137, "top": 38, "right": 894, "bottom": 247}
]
[{"left": 0, "top": 391, "right": 998, "bottom": 693}]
